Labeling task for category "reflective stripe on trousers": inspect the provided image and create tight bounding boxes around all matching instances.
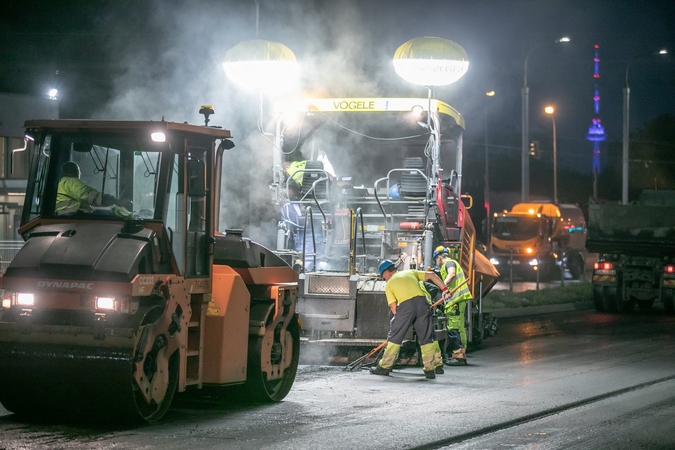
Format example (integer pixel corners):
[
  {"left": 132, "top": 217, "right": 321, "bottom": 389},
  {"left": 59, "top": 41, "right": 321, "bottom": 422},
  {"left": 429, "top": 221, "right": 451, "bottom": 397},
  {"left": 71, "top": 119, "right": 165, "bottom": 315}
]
[
  {"left": 432, "top": 341, "right": 443, "bottom": 368},
  {"left": 420, "top": 342, "right": 438, "bottom": 371},
  {"left": 379, "top": 342, "right": 400, "bottom": 369}
]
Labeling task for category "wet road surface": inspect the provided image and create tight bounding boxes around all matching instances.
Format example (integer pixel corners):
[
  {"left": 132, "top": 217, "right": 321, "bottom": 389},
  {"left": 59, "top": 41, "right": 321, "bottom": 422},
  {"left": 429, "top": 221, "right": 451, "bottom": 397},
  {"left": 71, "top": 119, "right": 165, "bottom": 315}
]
[{"left": 1, "top": 308, "right": 673, "bottom": 449}]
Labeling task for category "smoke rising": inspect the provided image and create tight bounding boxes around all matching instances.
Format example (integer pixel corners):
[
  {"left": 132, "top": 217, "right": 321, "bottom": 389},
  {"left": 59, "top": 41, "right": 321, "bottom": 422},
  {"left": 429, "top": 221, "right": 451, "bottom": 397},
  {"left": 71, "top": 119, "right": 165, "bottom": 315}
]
[{"left": 93, "top": 0, "right": 417, "bottom": 247}]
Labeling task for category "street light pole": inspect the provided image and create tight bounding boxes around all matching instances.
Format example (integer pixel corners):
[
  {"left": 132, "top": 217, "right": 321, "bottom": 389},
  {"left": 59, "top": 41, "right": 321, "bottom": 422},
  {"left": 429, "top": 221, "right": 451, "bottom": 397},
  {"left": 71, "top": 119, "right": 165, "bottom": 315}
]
[
  {"left": 545, "top": 106, "right": 558, "bottom": 205},
  {"left": 521, "top": 37, "right": 570, "bottom": 203},
  {"left": 485, "top": 91, "right": 495, "bottom": 247},
  {"left": 622, "top": 49, "right": 668, "bottom": 204}
]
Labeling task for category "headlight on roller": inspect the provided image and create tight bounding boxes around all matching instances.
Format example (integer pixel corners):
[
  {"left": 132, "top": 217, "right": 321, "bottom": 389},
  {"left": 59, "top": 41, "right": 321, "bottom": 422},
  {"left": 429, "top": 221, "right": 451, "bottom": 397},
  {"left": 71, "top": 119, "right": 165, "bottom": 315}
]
[
  {"left": 529, "top": 259, "right": 539, "bottom": 266},
  {"left": 16, "top": 293, "right": 35, "bottom": 306},
  {"left": 95, "top": 297, "right": 115, "bottom": 310}
]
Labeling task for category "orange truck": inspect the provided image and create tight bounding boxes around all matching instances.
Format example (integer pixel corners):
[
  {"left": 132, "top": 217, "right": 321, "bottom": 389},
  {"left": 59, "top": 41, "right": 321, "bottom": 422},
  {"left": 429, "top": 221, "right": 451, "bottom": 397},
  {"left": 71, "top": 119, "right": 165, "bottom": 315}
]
[
  {"left": 0, "top": 115, "right": 300, "bottom": 422},
  {"left": 489, "top": 202, "right": 586, "bottom": 280}
]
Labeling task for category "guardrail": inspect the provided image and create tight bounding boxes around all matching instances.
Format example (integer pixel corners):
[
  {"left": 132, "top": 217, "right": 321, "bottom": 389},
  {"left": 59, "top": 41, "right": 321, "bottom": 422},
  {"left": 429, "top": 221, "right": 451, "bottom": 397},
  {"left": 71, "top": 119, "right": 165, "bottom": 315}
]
[{"left": 0, "top": 240, "right": 24, "bottom": 274}]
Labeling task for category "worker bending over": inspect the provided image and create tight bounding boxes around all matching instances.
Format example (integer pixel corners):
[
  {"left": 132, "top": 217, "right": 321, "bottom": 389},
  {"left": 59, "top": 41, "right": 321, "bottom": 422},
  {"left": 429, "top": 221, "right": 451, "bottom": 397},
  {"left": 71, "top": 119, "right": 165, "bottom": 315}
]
[
  {"left": 370, "top": 260, "right": 450, "bottom": 379},
  {"left": 434, "top": 246, "right": 473, "bottom": 366}
]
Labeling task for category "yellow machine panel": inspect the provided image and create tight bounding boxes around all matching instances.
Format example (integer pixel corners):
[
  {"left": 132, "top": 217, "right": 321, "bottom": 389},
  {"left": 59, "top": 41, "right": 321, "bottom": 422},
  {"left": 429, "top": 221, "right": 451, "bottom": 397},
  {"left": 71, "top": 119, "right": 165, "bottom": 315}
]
[{"left": 202, "top": 265, "right": 251, "bottom": 384}]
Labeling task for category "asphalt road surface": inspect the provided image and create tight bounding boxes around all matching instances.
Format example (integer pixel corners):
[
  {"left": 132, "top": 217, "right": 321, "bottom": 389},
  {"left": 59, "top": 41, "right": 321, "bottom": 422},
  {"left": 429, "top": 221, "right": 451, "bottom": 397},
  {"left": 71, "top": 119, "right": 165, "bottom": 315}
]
[{"left": 1, "top": 308, "right": 673, "bottom": 449}]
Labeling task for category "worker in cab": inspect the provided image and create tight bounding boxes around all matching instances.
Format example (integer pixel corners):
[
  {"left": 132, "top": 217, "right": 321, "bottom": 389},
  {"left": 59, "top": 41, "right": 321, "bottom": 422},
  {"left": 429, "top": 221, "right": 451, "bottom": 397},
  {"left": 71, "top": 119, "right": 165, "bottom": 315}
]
[
  {"left": 284, "top": 160, "right": 307, "bottom": 186},
  {"left": 434, "top": 246, "right": 473, "bottom": 366},
  {"left": 370, "top": 259, "right": 450, "bottom": 379},
  {"left": 283, "top": 160, "right": 306, "bottom": 199},
  {"left": 56, "top": 161, "right": 132, "bottom": 217}
]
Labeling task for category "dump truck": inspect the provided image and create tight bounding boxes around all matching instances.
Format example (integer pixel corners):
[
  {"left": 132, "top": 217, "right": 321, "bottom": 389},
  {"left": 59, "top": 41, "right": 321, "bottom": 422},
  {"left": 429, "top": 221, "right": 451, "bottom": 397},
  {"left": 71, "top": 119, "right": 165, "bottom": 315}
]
[
  {"left": 588, "top": 190, "right": 675, "bottom": 313},
  {"left": 0, "top": 115, "right": 301, "bottom": 423},
  {"left": 489, "top": 202, "right": 586, "bottom": 280},
  {"left": 267, "top": 98, "right": 499, "bottom": 358}
]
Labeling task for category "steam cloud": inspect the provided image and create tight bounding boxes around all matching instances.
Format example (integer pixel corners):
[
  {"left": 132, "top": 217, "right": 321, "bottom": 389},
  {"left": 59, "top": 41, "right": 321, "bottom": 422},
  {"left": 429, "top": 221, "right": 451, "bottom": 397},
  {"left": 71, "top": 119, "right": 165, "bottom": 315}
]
[{"left": 93, "top": 0, "right": 434, "bottom": 247}]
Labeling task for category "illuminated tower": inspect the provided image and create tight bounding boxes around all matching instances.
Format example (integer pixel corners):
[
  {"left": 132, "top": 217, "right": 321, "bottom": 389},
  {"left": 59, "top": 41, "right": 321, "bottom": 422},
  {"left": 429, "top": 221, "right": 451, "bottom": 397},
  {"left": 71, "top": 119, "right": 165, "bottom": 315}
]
[{"left": 586, "top": 44, "right": 607, "bottom": 200}]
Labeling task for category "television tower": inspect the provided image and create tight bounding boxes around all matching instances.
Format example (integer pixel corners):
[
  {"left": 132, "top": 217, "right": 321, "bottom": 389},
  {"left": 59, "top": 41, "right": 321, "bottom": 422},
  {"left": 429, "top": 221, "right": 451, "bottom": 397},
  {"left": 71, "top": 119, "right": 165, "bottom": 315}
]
[{"left": 586, "top": 44, "right": 607, "bottom": 200}]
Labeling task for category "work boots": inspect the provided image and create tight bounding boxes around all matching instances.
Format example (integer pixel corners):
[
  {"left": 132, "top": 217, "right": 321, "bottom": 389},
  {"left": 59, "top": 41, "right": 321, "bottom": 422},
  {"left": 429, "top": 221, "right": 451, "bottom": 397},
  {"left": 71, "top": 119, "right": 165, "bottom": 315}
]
[
  {"left": 424, "top": 369, "right": 436, "bottom": 379},
  {"left": 435, "top": 366, "right": 444, "bottom": 374},
  {"left": 444, "top": 348, "right": 467, "bottom": 366},
  {"left": 370, "top": 365, "right": 391, "bottom": 376}
]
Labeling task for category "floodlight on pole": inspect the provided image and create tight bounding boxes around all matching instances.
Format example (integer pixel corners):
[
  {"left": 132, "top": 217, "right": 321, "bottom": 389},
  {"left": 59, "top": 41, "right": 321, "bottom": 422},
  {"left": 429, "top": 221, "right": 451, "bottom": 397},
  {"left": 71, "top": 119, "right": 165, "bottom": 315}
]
[
  {"left": 485, "top": 90, "right": 495, "bottom": 247},
  {"left": 521, "top": 36, "right": 570, "bottom": 202},
  {"left": 393, "top": 36, "right": 469, "bottom": 245},
  {"left": 223, "top": 39, "right": 299, "bottom": 93},
  {"left": 393, "top": 37, "right": 469, "bottom": 87},
  {"left": 622, "top": 48, "right": 668, "bottom": 204},
  {"left": 544, "top": 106, "right": 558, "bottom": 205}
]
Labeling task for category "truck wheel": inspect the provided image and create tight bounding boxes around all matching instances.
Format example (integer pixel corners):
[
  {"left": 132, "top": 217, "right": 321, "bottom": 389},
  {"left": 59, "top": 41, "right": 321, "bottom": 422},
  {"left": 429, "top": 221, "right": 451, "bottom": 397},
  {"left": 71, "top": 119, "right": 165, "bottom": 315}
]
[
  {"left": 614, "top": 290, "right": 635, "bottom": 314},
  {"left": 569, "top": 254, "right": 584, "bottom": 280},
  {"left": 663, "top": 290, "right": 674, "bottom": 314},
  {"left": 602, "top": 287, "right": 618, "bottom": 312},
  {"left": 246, "top": 314, "right": 300, "bottom": 402},
  {"left": 637, "top": 300, "right": 654, "bottom": 311},
  {"left": 593, "top": 286, "right": 605, "bottom": 312}
]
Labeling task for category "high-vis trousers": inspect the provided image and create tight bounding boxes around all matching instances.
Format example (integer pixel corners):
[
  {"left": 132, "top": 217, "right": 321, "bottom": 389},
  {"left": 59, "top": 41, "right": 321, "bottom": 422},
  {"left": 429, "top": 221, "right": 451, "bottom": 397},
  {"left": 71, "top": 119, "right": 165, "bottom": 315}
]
[
  {"left": 445, "top": 300, "right": 467, "bottom": 350},
  {"left": 379, "top": 296, "right": 437, "bottom": 371}
]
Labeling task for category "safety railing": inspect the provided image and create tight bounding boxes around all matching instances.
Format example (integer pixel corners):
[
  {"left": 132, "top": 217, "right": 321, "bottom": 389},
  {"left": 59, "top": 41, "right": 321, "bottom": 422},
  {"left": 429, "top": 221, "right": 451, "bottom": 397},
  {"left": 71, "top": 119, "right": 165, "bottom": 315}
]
[
  {"left": 300, "top": 206, "right": 318, "bottom": 273},
  {"left": 0, "top": 240, "right": 24, "bottom": 275},
  {"left": 349, "top": 208, "right": 368, "bottom": 276},
  {"left": 373, "top": 168, "right": 428, "bottom": 231}
]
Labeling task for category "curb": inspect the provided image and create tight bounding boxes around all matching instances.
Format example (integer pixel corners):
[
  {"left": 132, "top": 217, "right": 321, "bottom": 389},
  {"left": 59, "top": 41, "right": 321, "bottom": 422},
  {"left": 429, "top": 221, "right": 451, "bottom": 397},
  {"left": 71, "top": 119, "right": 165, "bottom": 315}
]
[{"left": 488, "top": 301, "right": 595, "bottom": 318}]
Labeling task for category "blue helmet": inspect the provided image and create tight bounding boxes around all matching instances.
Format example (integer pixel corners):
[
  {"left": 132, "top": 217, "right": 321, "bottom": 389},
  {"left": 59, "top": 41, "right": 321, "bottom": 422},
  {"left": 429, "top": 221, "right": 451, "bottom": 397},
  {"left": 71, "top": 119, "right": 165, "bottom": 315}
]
[
  {"left": 432, "top": 246, "right": 449, "bottom": 260},
  {"left": 378, "top": 259, "right": 395, "bottom": 276},
  {"left": 389, "top": 184, "right": 400, "bottom": 199}
]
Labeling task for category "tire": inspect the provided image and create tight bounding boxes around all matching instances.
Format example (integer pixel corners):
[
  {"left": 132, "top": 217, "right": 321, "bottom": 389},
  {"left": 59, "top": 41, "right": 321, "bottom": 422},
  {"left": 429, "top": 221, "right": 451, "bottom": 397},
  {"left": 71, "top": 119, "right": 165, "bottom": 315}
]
[
  {"left": 614, "top": 288, "right": 635, "bottom": 314},
  {"left": 569, "top": 254, "right": 584, "bottom": 280},
  {"left": 637, "top": 300, "right": 654, "bottom": 311},
  {"left": 245, "top": 314, "right": 300, "bottom": 402},
  {"left": 605, "top": 287, "right": 618, "bottom": 313},
  {"left": 663, "top": 290, "right": 674, "bottom": 315},
  {"left": 593, "top": 286, "right": 605, "bottom": 312}
]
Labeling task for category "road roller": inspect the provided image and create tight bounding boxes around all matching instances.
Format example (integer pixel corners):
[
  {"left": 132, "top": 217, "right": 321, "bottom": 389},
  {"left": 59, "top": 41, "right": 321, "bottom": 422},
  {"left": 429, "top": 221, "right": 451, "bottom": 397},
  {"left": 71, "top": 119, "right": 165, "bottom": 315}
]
[{"left": 0, "top": 115, "right": 300, "bottom": 423}]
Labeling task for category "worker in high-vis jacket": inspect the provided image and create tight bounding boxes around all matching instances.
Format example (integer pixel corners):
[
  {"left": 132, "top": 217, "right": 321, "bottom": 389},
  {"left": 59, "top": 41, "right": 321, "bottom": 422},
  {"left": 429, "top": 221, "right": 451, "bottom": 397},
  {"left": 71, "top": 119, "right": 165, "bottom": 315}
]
[
  {"left": 370, "top": 260, "right": 450, "bottom": 379},
  {"left": 434, "top": 246, "right": 473, "bottom": 366},
  {"left": 56, "top": 162, "right": 131, "bottom": 217}
]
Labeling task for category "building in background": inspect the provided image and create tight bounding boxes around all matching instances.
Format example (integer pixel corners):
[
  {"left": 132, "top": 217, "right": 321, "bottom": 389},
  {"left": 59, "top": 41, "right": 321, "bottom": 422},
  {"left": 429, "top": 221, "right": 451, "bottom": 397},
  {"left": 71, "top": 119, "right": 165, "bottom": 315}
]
[{"left": 0, "top": 93, "right": 59, "bottom": 269}]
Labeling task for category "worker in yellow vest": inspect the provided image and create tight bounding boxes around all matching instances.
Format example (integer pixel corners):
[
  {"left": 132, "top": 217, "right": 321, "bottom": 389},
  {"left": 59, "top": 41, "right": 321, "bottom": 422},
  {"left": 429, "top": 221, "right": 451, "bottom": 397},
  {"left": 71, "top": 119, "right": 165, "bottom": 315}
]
[
  {"left": 56, "top": 162, "right": 131, "bottom": 217},
  {"left": 370, "top": 260, "right": 449, "bottom": 379},
  {"left": 434, "top": 246, "right": 473, "bottom": 366}
]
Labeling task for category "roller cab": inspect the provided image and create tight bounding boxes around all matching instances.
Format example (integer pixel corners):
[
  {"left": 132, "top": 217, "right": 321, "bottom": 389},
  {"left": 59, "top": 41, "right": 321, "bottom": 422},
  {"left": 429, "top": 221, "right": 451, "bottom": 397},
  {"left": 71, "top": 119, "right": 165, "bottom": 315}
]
[{"left": 0, "top": 119, "right": 300, "bottom": 423}]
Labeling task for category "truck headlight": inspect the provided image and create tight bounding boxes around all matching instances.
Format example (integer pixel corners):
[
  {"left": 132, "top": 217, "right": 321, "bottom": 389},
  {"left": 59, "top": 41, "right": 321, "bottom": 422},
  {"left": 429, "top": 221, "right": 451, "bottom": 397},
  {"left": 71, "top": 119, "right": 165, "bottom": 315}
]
[
  {"left": 16, "top": 293, "right": 35, "bottom": 306},
  {"left": 95, "top": 297, "right": 115, "bottom": 310},
  {"left": 529, "top": 259, "right": 539, "bottom": 266},
  {"left": 489, "top": 258, "right": 499, "bottom": 265}
]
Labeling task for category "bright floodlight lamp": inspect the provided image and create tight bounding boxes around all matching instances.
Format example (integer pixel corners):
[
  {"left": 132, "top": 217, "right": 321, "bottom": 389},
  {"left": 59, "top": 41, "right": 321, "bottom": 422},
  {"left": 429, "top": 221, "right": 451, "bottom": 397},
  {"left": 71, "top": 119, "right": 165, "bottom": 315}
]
[
  {"left": 393, "top": 37, "right": 469, "bottom": 86},
  {"left": 48, "top": 88, "right": 58, "bottom": 99},
  {"left": 223, "top": 39, "right": 298, "bottom": 92},
  {"left": 544, "top": 106, "right": 555, "bottom": 115}
]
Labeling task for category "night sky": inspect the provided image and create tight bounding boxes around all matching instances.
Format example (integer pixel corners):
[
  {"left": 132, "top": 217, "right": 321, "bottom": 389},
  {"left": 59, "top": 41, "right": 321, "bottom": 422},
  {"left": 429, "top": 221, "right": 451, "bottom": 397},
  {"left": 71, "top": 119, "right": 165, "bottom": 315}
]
[{"left": 1, "top": 0, "right": 674, "bottom": 191}]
